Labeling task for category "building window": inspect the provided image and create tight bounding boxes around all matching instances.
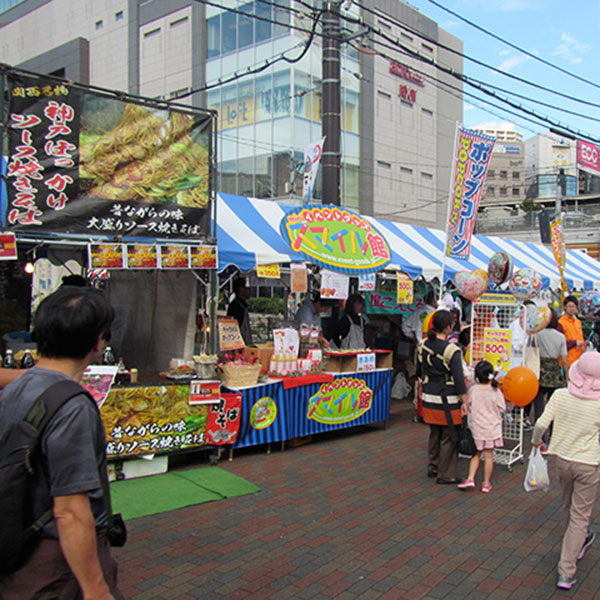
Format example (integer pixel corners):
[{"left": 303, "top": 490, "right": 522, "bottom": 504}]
[
  {"left": 512, "top": 171, "right": 520, "bottom": 179},
  {"left": 400, "top": 166, "right": 413, "bottom": 175},
  {"left": 422, "top": 43, "right": 434, "bottom": 53},
  {"left": 115, "top": 10, "right": 123, "bottom": 21},
  {"left": 512, "top": 187, "right": 520, "bottom": 196},
  {"left": 144, "top": 27, "right": 160, "bottom": 38},
  {"left": 170, "top": 16, "right": 188, "bottom": 28},
  {"left": 378, "top": 20, "right": 391, "bottom": 31},
  {"left": 95, "top": 19, "right": 103, "bottom": 30},
  {"left": 377, "top": 160, "right": 391, "bottom": 169},
  {"left": 487, "top": 169, "right": 495, "bottom": 178},
  {"left": 499, "top": 170, "right": 508, "bottom": 179},
  {"left": 421, "top": 108, "right": 433, "bottom": 116},
  {"left": 400, "top": 99, "right": 413, "bottom": 108},
  {"left": 487, "top": 186, "right": 495, "bottom": 196},
  {"left": 499, "top": 187, "right": 507, "bottom": 196},
  {"left": 401, "top": 32, "right": 413, "bottom": 42},
  {"left": 421, "top": 172, "right": 433, "bottom": 179},
  {"left": 377, "top": 90, "right": 391, "bottom": 100}
]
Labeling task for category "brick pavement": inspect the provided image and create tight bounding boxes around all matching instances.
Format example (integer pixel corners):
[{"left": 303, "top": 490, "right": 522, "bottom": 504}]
[{"left": 113, "top": 400, "right": 600, "bottom": 599}]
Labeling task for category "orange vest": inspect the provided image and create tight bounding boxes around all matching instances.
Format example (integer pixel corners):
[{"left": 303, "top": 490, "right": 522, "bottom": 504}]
[{"left": 558, "top": 314, "right": 584, "bottom": 367}]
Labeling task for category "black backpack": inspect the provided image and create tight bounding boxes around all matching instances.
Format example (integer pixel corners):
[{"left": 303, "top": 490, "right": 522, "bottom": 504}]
[{"left": 0, "top": 380, "right": 102, "bottom": 574}]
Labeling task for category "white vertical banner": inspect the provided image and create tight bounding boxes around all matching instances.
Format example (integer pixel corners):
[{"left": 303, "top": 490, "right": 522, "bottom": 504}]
[{"left": 302, "top": 137, "right": 326, "bottom": 204}]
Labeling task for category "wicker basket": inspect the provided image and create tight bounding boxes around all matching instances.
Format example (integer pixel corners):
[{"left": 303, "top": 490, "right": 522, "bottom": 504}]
[{"left": 219, "top": 362, "right": 262, "bottom": 388}]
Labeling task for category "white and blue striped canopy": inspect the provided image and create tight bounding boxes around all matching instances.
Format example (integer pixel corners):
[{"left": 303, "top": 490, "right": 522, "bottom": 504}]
[{"left": 216, "top": 193, "right": 600, "bottom": 291}]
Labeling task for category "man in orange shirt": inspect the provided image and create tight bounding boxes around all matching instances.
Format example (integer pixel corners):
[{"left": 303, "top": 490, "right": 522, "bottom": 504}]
[{"left": 558, "top": 296, "right": 585, "bottom": 367}]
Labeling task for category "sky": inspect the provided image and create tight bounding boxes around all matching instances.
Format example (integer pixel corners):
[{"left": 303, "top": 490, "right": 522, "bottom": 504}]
[{"left": 403, "top": 0, "right": 600, "bottom": 143}]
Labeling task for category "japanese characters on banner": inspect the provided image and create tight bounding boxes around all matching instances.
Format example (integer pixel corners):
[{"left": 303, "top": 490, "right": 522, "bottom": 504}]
[
  {"left": 280, "top": 205, "right": 391, "bottom": 274},
  {"left": 302, "top": 137, "right": 325, "bottom": 204},
  {"left": 483, "top": 328, "right": 512, "bottom": 373},
  {"left": 550, "top": 215, "right": 568, "bottom": 294},
  {"left": 396, "top": 272, "right": 414, "bottom": 304},
  {"left": 358, "top": 273, "right": 376, "bottom": 291},
  {"left": 356, "top": 352, "right": 376, "bottom": 373},
  {"left": 206, "top": 394, "right": 241, "bottom": 445},
  {"left": 5, "top": 73, "right": 212, "bottom": 239},
  {"left": 576, "top": 139, "right": 600, "bottom": 175},
  {"left": 0, "top": 233, "right": 18, "bottom": 260},
  {"left": 217, "top": 317, "right": 245, "bottom": 351},
  {"left": 446, "top": 126, "right": 496, "bottom": 260},
  {"left": 256, "top": 263, "right": 281, "bottom": 278},
  {"left": 307, "top": 378, "right": 373, "bottom": 425},
  {"left": 320, "top": 269, "right": 349, "bottom": 300},
  {"left": 290, "top": 262, "right": 307, "bottom": 293}
]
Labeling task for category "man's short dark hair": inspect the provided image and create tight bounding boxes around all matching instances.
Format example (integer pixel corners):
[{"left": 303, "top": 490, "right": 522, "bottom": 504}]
[
  {"left": 232, "top": 277, "right": 247, "bottom": 294},
  {"left": 563, "top": 295, "right": 579, "bottom": 308},
  {"left": 32, "top": 286, "right": 114, "bottom": 359}
]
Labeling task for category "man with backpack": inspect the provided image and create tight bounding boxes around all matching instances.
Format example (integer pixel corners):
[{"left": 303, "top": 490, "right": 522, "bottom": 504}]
[{"left": 0, "top": 286, "right": 122, "bottom": 599}]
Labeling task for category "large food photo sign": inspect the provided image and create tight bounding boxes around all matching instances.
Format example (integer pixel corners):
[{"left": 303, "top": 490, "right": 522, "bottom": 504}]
[{"left": 5, "top": 74, "right": 213, "bottom": 239}]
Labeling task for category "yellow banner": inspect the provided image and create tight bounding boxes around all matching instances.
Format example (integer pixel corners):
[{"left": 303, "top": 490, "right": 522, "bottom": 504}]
[
  {"left": 483, "top": 328, "right": 512, "bottom": 372},
  {"left": 396, "top": 272, "right": 414, "bottom": 304},
  {"left": 257, "top": 263, "right": 281, "bottom": 279}
]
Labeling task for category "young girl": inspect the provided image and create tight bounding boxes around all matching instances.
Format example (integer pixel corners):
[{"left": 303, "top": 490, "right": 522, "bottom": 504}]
[{"left": 458, "top": 360, "right": 507, "bottom": 493}]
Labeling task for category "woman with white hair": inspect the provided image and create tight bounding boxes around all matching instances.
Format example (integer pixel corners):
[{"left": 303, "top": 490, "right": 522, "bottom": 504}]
[{"left": 532, "top": 352, "right": 600, "bottom": 591}]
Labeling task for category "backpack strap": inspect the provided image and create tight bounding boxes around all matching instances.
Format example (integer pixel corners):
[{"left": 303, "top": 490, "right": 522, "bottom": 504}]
[{"left": 18, "top": 380, "right": 99, "bottom": 537}]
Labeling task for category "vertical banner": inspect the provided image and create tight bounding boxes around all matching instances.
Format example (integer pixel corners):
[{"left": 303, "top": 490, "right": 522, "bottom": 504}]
[
  {"left": 445, "top": 126, "right": 496, "bottom": 260},
  {"left": 483, "top": 328, "right": 512, "bottom": 373},
  {"left": 290, "top": 263, "right": 307, "bottom": 293},
  {"left": 302, "top": 137, "right": 325, "bottom": 205},
  {"left": 396, "top": 272, "right": 413, "bottom": 304},
  {"left": 550, "top": 215, "right": 568, "bottom": 295}
]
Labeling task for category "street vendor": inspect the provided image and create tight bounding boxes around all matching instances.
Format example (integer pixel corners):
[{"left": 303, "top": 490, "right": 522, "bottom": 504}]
[
  {"left": 294, "top": 292, "right": 330, "bottom": 349},
  {"left": 337, "top": 294, "right": 367, "bottom": 350},
  {"left": 227, "top": 278, "right": 252, "bottom": 345}
]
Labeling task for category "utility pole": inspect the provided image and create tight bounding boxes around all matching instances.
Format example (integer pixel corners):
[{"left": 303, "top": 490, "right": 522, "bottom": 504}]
[{"left": 321, "top": 1, "right": 341, "bottom": 206}]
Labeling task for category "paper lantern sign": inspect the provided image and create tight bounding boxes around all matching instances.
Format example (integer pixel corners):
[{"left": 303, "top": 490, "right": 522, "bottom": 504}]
[
  {"left": 579, "top": 292, "right": 600, "bottom": 323},
  {"left": 454, "top": 269, "right": 489, "bottom": 301},
  {"left": 500, "top": 366, "right": 539, "bottom": 407},
  {"left": 487, "top": 252, "right": 513, "bottom": 286},
  {"left": 509, "top": 268, "right": 542, "bottom": 301},
  {"left": 519, "top": 304, "right": 552, "bottom": 334}
]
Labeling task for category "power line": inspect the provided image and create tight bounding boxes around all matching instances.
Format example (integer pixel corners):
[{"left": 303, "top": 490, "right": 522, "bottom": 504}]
[{"left": 427, "top": 0, "right": 600, "bottom": 93}]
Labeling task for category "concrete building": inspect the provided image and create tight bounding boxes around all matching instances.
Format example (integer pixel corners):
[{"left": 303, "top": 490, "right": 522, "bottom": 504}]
[{"left": 0, "top": 0, "right": 463, "bottom": 227}]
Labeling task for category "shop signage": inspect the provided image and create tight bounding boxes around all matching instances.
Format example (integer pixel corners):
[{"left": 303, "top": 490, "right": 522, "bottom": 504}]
[
  {"left": 321, "top": 270, "right": 349, "bottom": 300},
  {"left": 5, "top": 73, "right": 212, "bottom": 239},
  {"left": 577, "top": 140, "right": 600, "bottom": 175},
  {"left": 399, "top": 85, "right": 417, "bottom": 103},
  {"left": 191, "top": 245, "right": 218, "bottom": 269},
  {"left": 396, "top": 272, "right": 413, "bottom": 304},
  {"left": 291, "top": 262, "right": 307, "bottom": 293},
  {"left": 365, "top": 292, "right": 424, "bottom": 315},
  {"left": 0, "top": 233, "right": 18, "bottom": 260},
  {"left": 257, "top": 263, "right": 281, "bottom": 278},
  {"left": 160, "top": 245, "right": 190, "bottom": 269},
  {"left": 205, "top": 394, "right": 242, "bottom": 445},
  {"left": 88, "top": 243, "right": 125, "bottom": 269},
  {"left": 217, "top": 317, "right": 245, "bottom": 351},
  {"left": 389, "top": 61, "right": 425, "bottom": 87},
  {"left": 250, "top": 396, "right": 277, "bottom": 429},
  {"left": 359, "top": 273, "right": 376, "bottom": 291},
  {"left": 356, "top": 353, "right": 375, "bottom": 373},
  {"left": 483, "top": 328, "right": 512, "bottom": 372},
  {"left": 127, "top": 244, "right": 158, "bottom": 269},
  {"left": 189, "top": 380, "right": 221, "bottom": 405},
  {"left": 307, "top": 378, "right": 373, "bottom": 425},
  {"left": 280, "top": 205, "right": 391, "bottom": 274},
  {"left": 475, "top": 291, "right": 518, "bottom": 305}
]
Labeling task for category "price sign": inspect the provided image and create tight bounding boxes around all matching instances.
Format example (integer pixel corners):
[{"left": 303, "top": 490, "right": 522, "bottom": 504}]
[
  {"left": 290, "top": 263, "right": 307, "bottom": 293},
  {"left": 189, "top": 380, "right": 221, "bottom": 405},
  {"left": 396, "top": 272, "right": 413, "bottom": 304},
  {"left": 218, "top": 317, "right": 245, "bottom": 351},
  {"left": 359, "top": 273, "right": 376, "bottom": 291},
  {"left": 257, "top": 263, "right": 281, "bottom": 278},
  {"left": 88, "top": 244, "right": 125, "bottom": 269},
  {"left": 160, "top": 245, "right": 190, "bottom": 269},
  {"left": 190, "top": 245, "right": 218, "bottom": 269},
  {"left": 483, "top": 328, "right": 512, "bottom": 372},
  {"left": 357, "top": 352, "right": 376, "bottom": 373}
]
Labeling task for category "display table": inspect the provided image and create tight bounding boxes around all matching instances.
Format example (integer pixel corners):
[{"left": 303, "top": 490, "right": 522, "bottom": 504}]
[{"left": 225, "top": 369, "right": 393, "bottom": 449}]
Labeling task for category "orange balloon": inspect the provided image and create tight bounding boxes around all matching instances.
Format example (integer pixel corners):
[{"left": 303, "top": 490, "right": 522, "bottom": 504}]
[
  {"left": 500, "top": 366, "right": 539, "bottom": 407},
  {"left": 422, "top": 310, "right": 437, "bottom": 335}
]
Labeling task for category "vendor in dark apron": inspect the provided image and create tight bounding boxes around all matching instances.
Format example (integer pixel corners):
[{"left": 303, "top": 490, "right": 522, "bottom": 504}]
[
  {"left": 227, "top": 277, "right": 253, "bottom": 345},
  {"left": 337, "top": 294, "right": 367, "bottom": 350}
]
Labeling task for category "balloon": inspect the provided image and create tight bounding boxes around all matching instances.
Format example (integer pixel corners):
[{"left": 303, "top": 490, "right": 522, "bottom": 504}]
[
  {"left": 487, "top": 252, "right": 514, "bottom": 286},
  {"left": 579, "top": 292, "right": 600, "bottom": 323},
  {"left": 519, "top": 304, "right": 552, "bottom": 334},
  {"left": 552, "top": 300, "right": 560, "bottom": 309},
  {"left": 422, "top": 310, "right": 436, "bottom": 335},
  {"left": 500, "top": 366, "right": 539, "bottom": 407},
  {"left": 509, "top": 268, "right": 543, "bottom": 301},
  {"left": 454, "top": 269, "right": 489, "bottom": 301}
]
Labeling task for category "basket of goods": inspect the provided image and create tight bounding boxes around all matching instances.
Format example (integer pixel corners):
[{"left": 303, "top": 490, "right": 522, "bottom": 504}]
[{"left": 218, "top": 354, "right": 262, "bottom": 387}]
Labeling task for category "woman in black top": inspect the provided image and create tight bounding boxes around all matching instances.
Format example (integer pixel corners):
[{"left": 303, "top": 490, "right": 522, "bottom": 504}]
[
  {"left": 416, "top": 310, "right": 468, "bottom": 484},
  {"left": 336, "top": 294, "right": 367, "bottom": 350}
]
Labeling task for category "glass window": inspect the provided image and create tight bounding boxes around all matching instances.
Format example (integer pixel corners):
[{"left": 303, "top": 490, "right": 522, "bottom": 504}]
[
  {"left": 206, "top": 14, "right": 221, "bottom": 58},
  {"left": 273, "top": 0, "right": 290, "bottom": 38},
  {"left": 421, "top": 172, "right": 433, "bottom": 179},
  {"left": 512, "top": 187, "right": 520, "bottom": 196},
  {"left": 400, "top": 167, "right": 413, "bottom": 175},
  {"left": 293, "top": 70, "right": 311, "bottom": 120},
  {"left": 255, "top": 0, "right": 271, "bottom": 43},
  {"left": 499, "top": 187, "right": 507, "bottom": 196},
  {"left": 115, "top": 11, "right": 124, "bottom": 21},
  {"left": 272, "top": 70, "right": 291, "bottom": 118},
  {"left": 487, "top": 186, "right": 495, "bottom": 196},
  {"left": 256, "top": 74, "right": 272, "bottom": 121},
  {"left": 499, "top": 170, "right": 508, "bottom": 179},
  {"left": 222, "top": 10, "right": 236, "bottom": 54},
  {"left": 342, "top": 90, "right": 359, "bottom": 133},
  {"left": 238, "top": 2, "right": 254, "bottom": 50},
  {"left": 512, "top": 171, "right": 520, "bottom": 179},
  {"left": 95, "top": 19, "right": 103, "bottom": 30},
  {"left": 487, "top": 169, "right": 495, "bottom": 178}
]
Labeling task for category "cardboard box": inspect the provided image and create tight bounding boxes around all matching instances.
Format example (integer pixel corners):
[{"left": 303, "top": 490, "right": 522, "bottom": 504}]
[
  {"left": 245, "top": 342, "right": 274, "bottom": 375},
  {"left": 323, "top": 350, "right": 393, "bottom": 373}
]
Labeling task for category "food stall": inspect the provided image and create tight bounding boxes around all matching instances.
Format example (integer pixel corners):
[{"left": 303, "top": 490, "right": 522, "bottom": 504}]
[{"left": 0, "top": 66, "right": 239, "bottom": 469}]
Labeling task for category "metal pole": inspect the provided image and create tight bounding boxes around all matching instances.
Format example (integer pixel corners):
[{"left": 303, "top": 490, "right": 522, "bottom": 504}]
[{"left": 321, "top": 1, "right": 341, "bottom": 206}]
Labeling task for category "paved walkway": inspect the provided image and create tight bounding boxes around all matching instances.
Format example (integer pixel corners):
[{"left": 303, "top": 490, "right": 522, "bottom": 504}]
[{"left": 113, "top": 400, "right": 600, "bottom": 599}]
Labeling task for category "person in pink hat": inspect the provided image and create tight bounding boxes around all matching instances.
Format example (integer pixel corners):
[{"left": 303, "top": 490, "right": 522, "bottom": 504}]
[{"left": 531, "top": 352, "right": 600, "bottom": 591}]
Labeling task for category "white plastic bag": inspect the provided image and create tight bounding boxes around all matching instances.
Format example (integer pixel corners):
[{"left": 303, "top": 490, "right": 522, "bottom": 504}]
[
  {"left": 392, "top": 372, "right": 411, "bottom": 399},
  {"left": 524, "top": 447, "right": 550, "bottom": 492}
]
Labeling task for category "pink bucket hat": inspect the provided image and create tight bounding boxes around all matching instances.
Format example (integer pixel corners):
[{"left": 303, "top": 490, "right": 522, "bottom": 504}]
[{"left": 568, "top": 352, "right": 600, "bottom": 400}]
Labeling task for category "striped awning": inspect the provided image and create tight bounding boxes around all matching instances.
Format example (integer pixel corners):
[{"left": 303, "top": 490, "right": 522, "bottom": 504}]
[{"left": 216, "top": 193, "right": 600, "bottom": 290}]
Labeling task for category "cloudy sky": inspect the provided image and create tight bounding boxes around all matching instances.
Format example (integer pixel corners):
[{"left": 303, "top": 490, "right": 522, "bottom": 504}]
[{"left": 403, "top": 0, "right": 600, "bottom": 142}]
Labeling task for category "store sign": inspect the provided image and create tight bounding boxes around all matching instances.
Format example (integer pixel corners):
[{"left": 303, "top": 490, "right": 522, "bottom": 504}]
[
  {"left": 127, "top": 244, "right": 158, "bottom": 269},
  {"left": 476, "top": 291, "right": 518, "bottom": 305},
  {"left": 250, "top": 396, "right": 277, "bottom": 430},
  {"left": 190, "top": 244, "right": 217, "bottom": 269},
  {"left": 356, "top": 353, "right": 375, "bottom": 373},
  {"left": 160, "top": 245, "right": 190, "bottom": 269},
  {"left": 5, "top": 73, "right": 212, "bottom": 239},
  {"left": 358, "top": 273, "right": 376, "bottom": 291},
  {"left": 189, "top": 380, "right": 221, "bottom": 405},
  {"left": 577, "top": 140, "right": 600, "bottom": 175},
  {"left": 280, "top": 206, "right": 391, "bottom": 274},
  {"left": 257, "top": 263, "right": 281, "bottom": 278},
  {"left": 399, "top": 85, "right": 417, "bottom": 103},
  {"left": 88, "top": 243, "right": 125, "bottom": 269},
  {"left": 205, "top": 394, "right": 241, "bottom": 445},
  {"left": 366, "top": 292, "right": 423, "bottom": 315},
  {"left": 389, "top": 62, "right": 425, "bottom": 87},
  {"left": 396, "top": 272, "right": 413, "bottom": 304},
  {"left": 217, "top": 317, "right": 245, "bottom": 351},
  {"left": 307, "top": 378, "right": 373, "bottom": 425}
]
